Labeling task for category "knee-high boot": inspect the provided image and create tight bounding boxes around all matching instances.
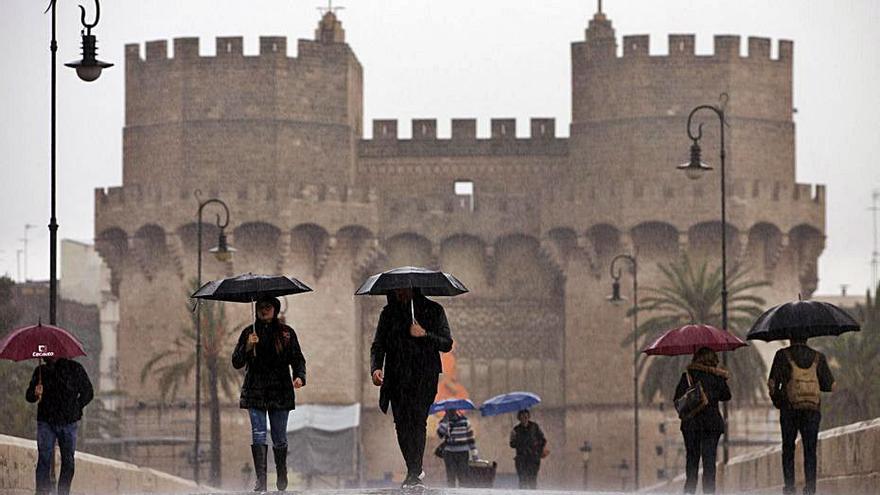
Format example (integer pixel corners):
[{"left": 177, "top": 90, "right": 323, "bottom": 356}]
[
  {"left": 273, "top": 446, "right": 288, "bottom": 491},
  {"left": 251, "top": 444, "right": 268, "bottom": 492}
]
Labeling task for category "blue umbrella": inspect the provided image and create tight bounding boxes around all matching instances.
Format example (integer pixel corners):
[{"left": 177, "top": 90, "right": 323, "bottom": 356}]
[
  {"left": 430, "top": 398, "right": 476, "bottom": 415},
  {"left": 480, "top": 392, "right": 541, "bottom": 417}
]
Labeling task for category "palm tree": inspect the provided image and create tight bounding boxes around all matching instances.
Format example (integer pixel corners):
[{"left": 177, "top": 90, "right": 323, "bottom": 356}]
[
  {"left": 816, "top": 285, "right": 880, "bottom": 428},
  {"left": 140, "top": 280, "right": 242, "bottom": 485},
  {"left": 624, "top": 255, "right": 770, "bottom": 405}
]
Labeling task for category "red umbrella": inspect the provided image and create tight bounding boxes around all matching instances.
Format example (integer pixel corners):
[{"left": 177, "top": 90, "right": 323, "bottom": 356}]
[
  {"left": 642, "top": 324, "right": 747, "bottom": 356},
  {"left": 0, "top": 322, "right": 86, "bottom": 362}
]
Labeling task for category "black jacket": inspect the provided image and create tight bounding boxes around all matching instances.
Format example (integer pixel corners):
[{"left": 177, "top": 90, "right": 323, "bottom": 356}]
[
  {"left": 232, "top": 319, "right": 306, "bottom": 410},
  {"left": 768, "top": 344, "right": 834, "bottom": 410},
  {"left": 25, "top": 359, "right": 93, "bottom": 425},
  {"left": 674, "top": 364, "right": 732, "bottom": 433},
  {"left": 510, "top": 421, "right": 546, "bottom": 462},
  {"left": 370, "top": 293, "right": 453, "bottom": 413}
]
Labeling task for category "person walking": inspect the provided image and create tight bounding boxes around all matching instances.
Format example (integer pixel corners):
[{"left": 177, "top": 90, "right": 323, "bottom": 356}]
[
  {"left": 370, "top": 288, "right": 454, "bottom": 488},
  {"left": 437, "top": 409, "right": 478, "bottom": 487},
  {"left": 673, "top": 347, "right": 731, "bottom": 494},
  {"left": 25, "top": 356, "right": 94, "bottom": 495},
  {"left": 509, "top": 409, "right": 546, "bottom": 489},
  {"left": 767, "top": 337, "right": 834, "bottom": 495},
  {"left": 232, "top": 296, "right": 306, "bottom": 492}
]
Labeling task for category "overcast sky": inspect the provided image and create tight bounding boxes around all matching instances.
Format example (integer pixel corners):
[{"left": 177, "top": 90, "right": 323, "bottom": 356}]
[{"left": 1, "top": 0, "right": 878, "bottom": 295}]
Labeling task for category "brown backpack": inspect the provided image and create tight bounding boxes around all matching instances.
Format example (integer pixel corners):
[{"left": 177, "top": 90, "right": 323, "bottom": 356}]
[{"left": 785, "top": 350, "right": 821, "bottom": 410}]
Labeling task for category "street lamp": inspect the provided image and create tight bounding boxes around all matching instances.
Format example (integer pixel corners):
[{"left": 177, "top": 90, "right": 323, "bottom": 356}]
[
  {"left": 678, "top": 93, "right": 731, "bottom": 463},
  {"left": 194, "top": 191, "right": 234, "bottom": 484},
  {"left": 579, "top": 440, "right": 592, "bottom": 490},
  {"left": 46, "top": 0, "right": 113, "bottom": 325},
  {"left": 608, "top": 253, "right": 639, "bottom": 490}
]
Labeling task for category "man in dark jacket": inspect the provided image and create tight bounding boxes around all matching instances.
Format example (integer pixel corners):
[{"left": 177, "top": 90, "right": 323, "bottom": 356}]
[
  {"left": 25, "top": 357, "right": 94, "bottom": 495},
  {"left": 509, "top": 409, "right": 546, "bottom": 489},
  {"left": 674, "top": 348, "right": 731, "bottom": 494},
  {"left": 768, "top": 338, "right": 834, "bottom": 495},
  {"left": 370, "top": 288, "right": 453, "bottom": 487}
]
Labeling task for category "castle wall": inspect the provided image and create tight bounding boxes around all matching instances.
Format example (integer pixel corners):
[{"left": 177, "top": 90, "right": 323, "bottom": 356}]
[{"left": 94, "top": 11, "right": 827, "bottom": 490}]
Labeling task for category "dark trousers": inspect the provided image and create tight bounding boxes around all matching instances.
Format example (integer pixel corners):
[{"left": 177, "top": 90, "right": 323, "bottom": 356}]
[
  {"left": 443, "top": 450, "right": 469, "bottom": 487},
  {"left": 780, "top": 408, "right": 821, "bottom": 495},
  {"left": 390, "top": 380, "right": 436, "bottom": 478},
  {"left": 515, "top": 457, "right": 540, "bottom": 489},
  {"left": 682, "top": 429, "right": 721, "bottom": 494},
  {"left": 36, "top": 421, "right": 78, "bottom": 495}
]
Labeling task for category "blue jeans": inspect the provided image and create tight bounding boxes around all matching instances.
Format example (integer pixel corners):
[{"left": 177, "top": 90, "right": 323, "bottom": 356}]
[
  {"left": 248, "top": 408, "right": 289, "bottom": 447},
  {"left": 36, "top": 421, "right": 78, "bottom": 495}
]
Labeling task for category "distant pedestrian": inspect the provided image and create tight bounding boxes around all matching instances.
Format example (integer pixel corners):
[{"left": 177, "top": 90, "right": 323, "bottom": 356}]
[
  {"left": 370, "top": 288, "right": 454, "bottom": 488},
  {"left": 767, "top": 337, "right": 834, "bottom": 495},
  {"left": 25, "top": 357, "right": 94, "bottom": 495},
  {"left": 674, "top": 347, "right": 731, "bottom": 494},
  {"left": 437, "top": 409, "right": 479, "bottom": 487},
  {"left": 509, "top": 409, "right": 546, "bottom": 489},
  {"left": 232, "top": 296, "right": 307, "bottom": 492}
]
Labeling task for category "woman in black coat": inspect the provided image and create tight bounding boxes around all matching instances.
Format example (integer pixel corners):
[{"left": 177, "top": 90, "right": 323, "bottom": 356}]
[
  {"left": 232, "top": 296, "right": 306, "bottom": 492},
  {"left": 673, "top": 347, "right": 731, "bottom": 494}
]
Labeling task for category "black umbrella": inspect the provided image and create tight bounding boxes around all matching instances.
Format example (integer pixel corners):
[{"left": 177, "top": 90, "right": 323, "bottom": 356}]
[
  {"left": 192, "top": 273, "right": 312, "bottom": 302},
  {"left": 354, "top": 266, "right": 468, "bottom": 297},
  {"left": 746, "top": 299, "right": 860, "bottom": 342}
]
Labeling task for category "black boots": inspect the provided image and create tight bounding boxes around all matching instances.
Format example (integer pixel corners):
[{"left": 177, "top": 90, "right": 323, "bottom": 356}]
[
  {"left": 250, "top": 444, "right": 268, "bottom": 492},
  {"left": 273, "top": 446, "right": 288, "bottom": 491}
]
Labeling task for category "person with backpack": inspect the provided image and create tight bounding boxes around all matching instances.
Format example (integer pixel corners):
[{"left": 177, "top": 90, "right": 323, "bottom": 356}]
[
  {"left": 673, "top": 347, "right": 731, "bottom": 494},
  {"left": 768, "top": 337, "right": 835, "bottom": 495}
]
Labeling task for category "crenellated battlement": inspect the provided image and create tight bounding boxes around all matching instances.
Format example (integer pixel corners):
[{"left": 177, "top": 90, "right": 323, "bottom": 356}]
[
  {"left": 125, "top": 35, "right": 353, "bottom": 64},
  {"left": 360, "top": 118, "right": 566, "bottom": 157},
  {"left": 580, "top": 33, "right": 792, "bottom": 62}
]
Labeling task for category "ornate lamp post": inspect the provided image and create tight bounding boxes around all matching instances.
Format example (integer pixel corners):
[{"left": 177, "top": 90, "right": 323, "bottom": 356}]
[
  {"left": 193, "top": 191, "right": 234, "bottom": 484},
  {"left": 608, "top": 253, "right": 639, "bottom": 490},
  {"left": 46, "top": 0, "right": 113, "bottom": 325},
  {"left": 677, "top": 93, "right": 730, "bottom": 462}
]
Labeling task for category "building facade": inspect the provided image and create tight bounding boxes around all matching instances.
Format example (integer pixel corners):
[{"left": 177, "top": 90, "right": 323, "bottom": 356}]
[{"left": 94, "top": 9, "right": 825, "bottom": 489}]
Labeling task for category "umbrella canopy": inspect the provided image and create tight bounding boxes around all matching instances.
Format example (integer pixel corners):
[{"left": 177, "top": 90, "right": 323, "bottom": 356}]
[
  {"left": 354, "top": 266, "right": 468, "bottom": 297},
  {"left": 746, "top": 300, "right": 860, "bottom": 342},
  {"left": 192, "top": 273, "right": 312, "bottom": 302},
  {"left": 0, "top": 322, "right": 86, "bottom": 362},
  {"left": 429, "top": 398, "right": 476, "bottom": 415},
  {"left": 642, "top": 324, "right": 748, "bottom": 356},
  {"left": 480, "top": 392, "right": 541, "bottom": 417}
]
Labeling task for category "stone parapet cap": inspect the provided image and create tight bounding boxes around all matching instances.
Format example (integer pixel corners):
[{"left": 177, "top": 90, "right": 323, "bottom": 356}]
[
  {"left": 576, "top": 34, "right": 792, "bottom": 62},
  {"left": 125, "top": 35, "right": 354, "bottom": 64}
]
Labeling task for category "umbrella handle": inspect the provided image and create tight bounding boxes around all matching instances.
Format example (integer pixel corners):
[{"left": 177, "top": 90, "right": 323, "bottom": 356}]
[{"left": 411, "top": 299, "right": 415, "bottom": 324}]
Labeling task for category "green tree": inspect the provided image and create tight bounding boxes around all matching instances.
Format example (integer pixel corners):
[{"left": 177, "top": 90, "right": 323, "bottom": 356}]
[
  {"left": 816, "top": 285, "right": 880, "bottom": 428},
  {"left": 0, "top": 276, "right": 36, "bottom": 438},
  {"left": 625, "top": 255, "right": 770, "bottom": 405},
  {"left": 140, "top": 280, "right": 241, "bottom": 485}
]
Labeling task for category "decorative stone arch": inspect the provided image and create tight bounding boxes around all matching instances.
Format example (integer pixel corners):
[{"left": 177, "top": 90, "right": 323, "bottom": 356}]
[
  {"left": 288, "top": 223, "right": 331, "bottom": 280},
  {"left": 132, "top": 224, "right": 169, "bottom": 280},
  {"left": 542, "top": 227, "right": 579, "bottom": 271},
  {"left": 586, "top": 223, "right": 622, "bottom": 272},
  {"left": 630, "top": 221, "right": 679, "bottom": 261},
  {"left": 233, "top": 221, "right": 283, "bottom": 274},
  {"left": 336, "top": 225, "right": 380, "bottom": 279},
  {"left": 493, "top": 233, "right": 561, "bottom": 299},
  {"left": 788, "top": 224, "right": 824, "bottom": 298},
  {"left": 745, "top": 222, "right": 785, "bottom": 273},
  {"left": 439, "top": 234, "right": 488, "bottom": 291},
  {"left": 96, "top": 227, "right": 129, "bottom": 294},
  {"left": 686, "top": 221, "right": 741, "bottom": 264},
  {"left": 383, "top": 232, "right": 434, "bottom": 269},
  {"left": 176, "top": 222, "right": 220, "bottom": 254}
]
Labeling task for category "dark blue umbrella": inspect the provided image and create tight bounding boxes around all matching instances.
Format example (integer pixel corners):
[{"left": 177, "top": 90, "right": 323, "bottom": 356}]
[
  {"left": 354, "top": 266, "right": 468, "bottom": 297},
  {"left": 429, "top": 398, "right": 476, "bottom": 415},
  {"left": 480, "top": 392, "right": 541, "bottom": 417},
  {"left": 746, "top": 300, "right": 860, "bottom": 342}
]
